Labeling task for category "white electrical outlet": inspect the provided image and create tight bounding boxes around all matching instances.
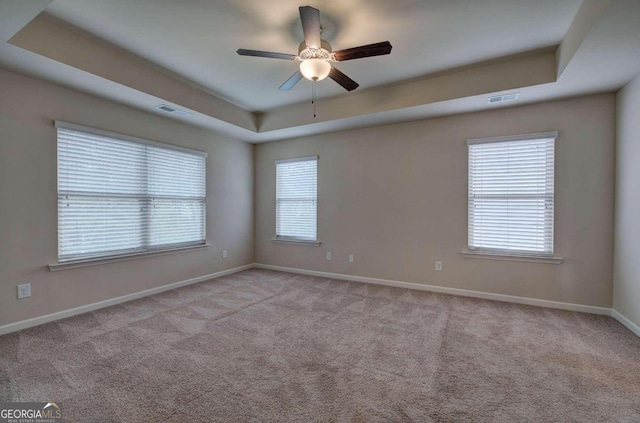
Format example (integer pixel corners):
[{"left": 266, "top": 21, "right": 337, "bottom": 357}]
[
  {"left": 349, "top": 254, "right": 354, "bottom": 263},
  {"left": 435, "top": 261, "right": 443, "bottom": 272},
  {"left": 222, "top": 250, "right": 228, "bottom": 258},
  {"left": 17, "top": 283, "right": 31, "bottom": 299},
  {"left": 326, "top": 251, "right": 332, "bottom": 260}
]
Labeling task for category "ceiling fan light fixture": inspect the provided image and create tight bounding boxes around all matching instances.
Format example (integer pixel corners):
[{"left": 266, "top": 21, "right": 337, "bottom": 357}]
[{"left": 300, "top": 58, "right": 331, "bottom": 81}]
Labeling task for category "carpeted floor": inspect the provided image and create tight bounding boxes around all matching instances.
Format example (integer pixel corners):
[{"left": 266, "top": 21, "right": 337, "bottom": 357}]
[{"left": 0, "top": 269, "right": 639, "bottom": 422}]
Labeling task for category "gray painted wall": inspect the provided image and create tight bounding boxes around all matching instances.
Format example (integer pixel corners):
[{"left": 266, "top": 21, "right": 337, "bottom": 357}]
[
  {"left": 614, "top": 73, "right": 640, "bottom": 328},
  {"left": 0, "top": 69, "right": 254, "bottom": 326},
  {"left": 256, "top": 94, "right": 616, "bottom": 308},
  {"left": 0, "top": 67, "right": 622, "bottom": 328}
]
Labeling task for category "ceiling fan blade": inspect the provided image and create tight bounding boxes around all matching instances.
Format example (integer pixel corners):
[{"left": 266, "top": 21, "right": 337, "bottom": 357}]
[
  {"left": 299, "top": 6, "right": 321, "bottom": 49},
  {"left": 333, "top": 41, "right": 393, "bottom": 61},
  {"left": 329, "top": 67, "right": 359, "bottom": 91},
  {"left": 237, "top": 49, "right": 296, "bottom": 60},
  {"left": 279, "top": 70, "right": 304, "bottom": 91}
]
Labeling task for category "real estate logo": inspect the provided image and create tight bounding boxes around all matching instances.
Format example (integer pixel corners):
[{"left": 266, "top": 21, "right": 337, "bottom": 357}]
[{"left": 0, "top": 402, "right": 62, "bottom": 423}]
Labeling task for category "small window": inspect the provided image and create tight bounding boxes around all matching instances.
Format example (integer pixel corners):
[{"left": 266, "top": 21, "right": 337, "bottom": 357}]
[
  {"left": 468, "top": 133, "right": 556, "bottom": 257},
  {"left": 275, "top": 156, "right": 318, "bottom": 241},
  {"left": 56, "top": 122, "right": 207, "bottom": 262}
]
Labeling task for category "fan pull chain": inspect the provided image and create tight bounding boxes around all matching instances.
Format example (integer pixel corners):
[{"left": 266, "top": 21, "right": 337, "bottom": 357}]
[{"left": 312, "top": 80, "right": 317, "bottom": 118}]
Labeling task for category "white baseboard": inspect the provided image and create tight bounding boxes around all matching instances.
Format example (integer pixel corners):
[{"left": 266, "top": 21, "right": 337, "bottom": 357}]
[
  {"left": 0, "top": 263, "right": 256, "bottom": 336},
  {"left": 255, "top": 264, "right": 612, "bottom": 316},
  {"left": 612, "top": 310, "right": 640, "bottom": 337},
  {"left": 4, "top": 263, "right": 633, "bottom": 337}
]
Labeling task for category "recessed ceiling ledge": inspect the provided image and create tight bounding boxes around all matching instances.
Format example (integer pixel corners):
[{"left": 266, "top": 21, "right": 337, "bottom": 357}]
[
  {"left": 556, "top": 0, "right": 613, "bottom": 78},
  {"left": 258, "top": 49, "right": 558, "bottom": 133},
  {"left": 8, "top": 13, "right": 257, "bottom": 132}
]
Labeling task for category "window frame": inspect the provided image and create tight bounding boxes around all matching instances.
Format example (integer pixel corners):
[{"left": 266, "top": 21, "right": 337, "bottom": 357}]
[
  {"left": 273, "top": 155, "right": 319, "bottom": 245},
  {"left": 465, "top": 132, "right": 560, "bottom": 262},
  {"left": 54, "top": 121, "right": 208, "bottom": 266}
]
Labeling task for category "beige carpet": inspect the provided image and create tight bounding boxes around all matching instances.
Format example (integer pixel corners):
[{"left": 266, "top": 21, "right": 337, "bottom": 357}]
[{"left": 0, "top": 269, "right": 639, "bottom": 422}]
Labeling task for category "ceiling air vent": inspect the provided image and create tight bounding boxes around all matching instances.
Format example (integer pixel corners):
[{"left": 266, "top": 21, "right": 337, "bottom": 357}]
[
  {"left": 154, "top": 104, "right": 192, "bottom": 118},
  {"left": 487, "top": 92, "right": 520, "bottom": 104}
]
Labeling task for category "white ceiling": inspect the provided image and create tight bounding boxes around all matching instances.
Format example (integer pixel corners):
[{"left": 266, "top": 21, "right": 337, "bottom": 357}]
[
  {"left": 44, "top": 0, "right": 582, "bottom": 111},
  {"left": 0, "top": 0, "right": 639, "bottom": 143}
]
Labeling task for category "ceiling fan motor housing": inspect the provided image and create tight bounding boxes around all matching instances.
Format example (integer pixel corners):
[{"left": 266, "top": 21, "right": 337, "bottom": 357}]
[{"left": 298, "top": 39, "right": 333, "bottom": 61}]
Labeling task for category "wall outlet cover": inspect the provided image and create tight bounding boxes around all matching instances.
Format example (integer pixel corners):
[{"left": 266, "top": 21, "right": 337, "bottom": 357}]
[{"left": 18, "top": 283, "right": 31, "bottom": 299}]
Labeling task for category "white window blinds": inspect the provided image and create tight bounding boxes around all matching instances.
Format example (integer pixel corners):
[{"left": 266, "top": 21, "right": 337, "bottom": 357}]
[
  {"left": 56, "top": 122, "right": 207, "bottom": 262},
  {"left": 276, "top": 156, "right": 318, "bottom": 241},
  {"left": 468, "top": 133, "right": 556, "bottom": 256}
]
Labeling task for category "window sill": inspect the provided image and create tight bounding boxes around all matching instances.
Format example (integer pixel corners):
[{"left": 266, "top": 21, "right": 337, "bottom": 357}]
[
  {"left": 48, "top": 244, "right": 210, "bottom": 272},
  {"left": 461, "top": 250, "right": 563, "bottom": 264},
  {"left": 271, "top": 238, "right": 321, "bottom": 246}
]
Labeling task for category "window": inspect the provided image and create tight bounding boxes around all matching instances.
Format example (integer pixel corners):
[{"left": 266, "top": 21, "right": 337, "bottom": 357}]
[
  {"left": 275, "top": 156, "right": 318, "bottom": 242},
  {"left": 56, "top": 121, "right": 207, "bottom": 262},
  {"left": 467, "top": 132, "right": 556, "bottom": 257}
]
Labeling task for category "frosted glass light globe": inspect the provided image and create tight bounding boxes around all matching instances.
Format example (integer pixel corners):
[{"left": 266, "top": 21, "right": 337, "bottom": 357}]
[{"left": 299, "top": 58, "right": 331, "bottom": 81}]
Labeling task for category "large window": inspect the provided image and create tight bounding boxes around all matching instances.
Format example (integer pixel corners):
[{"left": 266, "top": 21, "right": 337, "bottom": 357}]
[
  {"left": 467, "top": 132, "right": 556, "bottom": 257},
  {"left": 56, "top": 122, "right": 207, "bottom": 262},
  {"left": 275, "top": 156, "right": 318, "bottom": 242}
]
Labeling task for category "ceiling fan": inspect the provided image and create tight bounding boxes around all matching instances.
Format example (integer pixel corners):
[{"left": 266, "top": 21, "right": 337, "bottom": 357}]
[{"left": 237, "top": 6, "right": 392, "bottom": 92}]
